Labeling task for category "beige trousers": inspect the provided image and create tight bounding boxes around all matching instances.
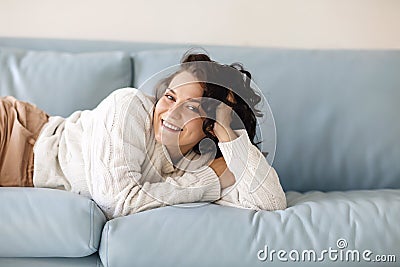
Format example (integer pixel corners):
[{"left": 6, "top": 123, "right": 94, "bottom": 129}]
[{"left": 0, "top": 96, "right": 49, "bottom": 187}]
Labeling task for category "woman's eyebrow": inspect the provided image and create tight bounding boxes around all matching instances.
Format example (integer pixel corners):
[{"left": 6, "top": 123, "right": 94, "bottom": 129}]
[
  {"left": 166, "top": 88, "right": 202, "bottom": 104},
  {"left": 166, "top": 88, "right": 175, "bottom": 94}
]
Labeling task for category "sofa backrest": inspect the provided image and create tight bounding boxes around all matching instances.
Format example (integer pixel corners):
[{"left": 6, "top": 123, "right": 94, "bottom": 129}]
[
  {"left": 0, "top": 46, "right": 132, "bottom": 116},
  {"left": 1, "top": 37, "right": 399, "bottom": 193}
]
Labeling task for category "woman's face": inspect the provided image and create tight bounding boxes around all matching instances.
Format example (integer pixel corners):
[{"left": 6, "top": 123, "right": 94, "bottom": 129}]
[{"left": 153, "top": 71, "right": 207, "bottom": 155}]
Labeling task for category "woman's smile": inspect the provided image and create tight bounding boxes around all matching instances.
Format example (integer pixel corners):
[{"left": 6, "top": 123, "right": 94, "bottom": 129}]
[{"left": 161, "top": 119, "right": 183, "bottom": 133}]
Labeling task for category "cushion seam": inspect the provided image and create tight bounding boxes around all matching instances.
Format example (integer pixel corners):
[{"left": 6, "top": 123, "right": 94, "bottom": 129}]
[{"left": 89, "top": 201, "right": 96, "bottom": 253}]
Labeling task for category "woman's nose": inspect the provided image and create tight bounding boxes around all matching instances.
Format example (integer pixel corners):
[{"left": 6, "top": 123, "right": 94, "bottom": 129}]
[{"left": 166, "top": 103, "right": 183, "bottom": 120}]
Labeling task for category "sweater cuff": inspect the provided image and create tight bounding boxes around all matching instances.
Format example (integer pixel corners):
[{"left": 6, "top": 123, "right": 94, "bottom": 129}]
[
  {"left": 193, "top": 166, "right": 221, "bottom": 201},
  {"left": 217, "top": 129, "right": 251, "bottom": 176}
]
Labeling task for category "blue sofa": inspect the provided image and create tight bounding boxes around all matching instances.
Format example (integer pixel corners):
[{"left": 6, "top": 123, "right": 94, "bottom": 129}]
[{"left": 0, "top": 37, "right": 399, "bottom": 267}]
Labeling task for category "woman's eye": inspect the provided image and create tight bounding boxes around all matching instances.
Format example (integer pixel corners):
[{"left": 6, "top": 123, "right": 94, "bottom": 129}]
[
  {"left": 165, "top": 94, "right": 175, "bottom": 101},
  {"left": 187, "top": 105, "right": 199, "bottom": 113},
  {"left": 164, "top": 94, "right": 200, "bottom": 113}
]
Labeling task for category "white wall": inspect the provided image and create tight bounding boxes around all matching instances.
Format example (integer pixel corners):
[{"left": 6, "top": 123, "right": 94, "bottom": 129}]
[{"left": 0, "top": 0, "right": 399, "bottom": 49}]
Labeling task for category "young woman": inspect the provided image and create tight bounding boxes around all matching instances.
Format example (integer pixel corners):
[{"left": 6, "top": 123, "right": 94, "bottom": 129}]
[{"left": 0, "top": 51, "right": 286, "bottom": 219}]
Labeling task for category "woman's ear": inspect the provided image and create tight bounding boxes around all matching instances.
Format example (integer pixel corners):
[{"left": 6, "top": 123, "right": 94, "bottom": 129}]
[
  {"left": 227, "top": 90, "right": 237, "bottom": 105},
  {"left": 204, "top": 120, "right": 217, "bottom": 138},
  {"left": 210, "top": 129, "right": 217, "bottom": 138}
]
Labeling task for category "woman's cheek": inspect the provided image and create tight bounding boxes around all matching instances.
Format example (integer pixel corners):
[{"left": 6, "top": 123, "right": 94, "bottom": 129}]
[
  {"left": 155, "top": 102, "right": 167, "bottom": 116},
  {"left": 187, "top": 119, "right": 203, "bottom": 132}
]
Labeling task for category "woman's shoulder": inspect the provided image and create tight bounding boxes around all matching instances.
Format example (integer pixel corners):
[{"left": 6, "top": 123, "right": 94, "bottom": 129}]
[
  {"left": 107, "top": 87, "right": 154, "bottom": 105},
  {"left": 94, "top": 87, "right": 155, "bottom": 115},
  {"left": 105, "top": 87, "right": 155, "bottom": 131}
]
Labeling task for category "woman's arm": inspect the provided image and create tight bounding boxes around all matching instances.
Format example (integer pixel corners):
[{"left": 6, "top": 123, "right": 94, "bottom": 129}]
[
  {"left": 212, "top": 129, "right": 287, "bottom": 211},
  {"left": 91, "top": 146, "right": 221, "bottom": 219},
  {"left": 210, "top": 99, "right": 286, "bottom": 211},
  {"left": 209, "top": 157, "right": 236, "bottom": 189}
]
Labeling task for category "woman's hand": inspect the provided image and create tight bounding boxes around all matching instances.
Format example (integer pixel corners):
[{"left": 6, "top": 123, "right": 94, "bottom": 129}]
[
  {"left": 209, "top": 157, "right": 236, "bottom": 189},
  {"left": 212, "top": 91, "right": 238, "bottom": 143}
]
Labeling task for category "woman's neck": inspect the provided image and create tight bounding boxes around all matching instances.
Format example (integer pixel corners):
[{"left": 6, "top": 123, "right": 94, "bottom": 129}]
[{"left": 165, "top": 145, "right": 190, "bottom": 165}]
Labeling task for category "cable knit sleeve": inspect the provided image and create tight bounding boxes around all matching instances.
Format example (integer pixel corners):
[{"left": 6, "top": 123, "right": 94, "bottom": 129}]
[
  {"left": 214, "top": 129, "right": 287, "bottom": 211},
  {"left": 84, "top": 88, "right": 221, "bottom": 219}
]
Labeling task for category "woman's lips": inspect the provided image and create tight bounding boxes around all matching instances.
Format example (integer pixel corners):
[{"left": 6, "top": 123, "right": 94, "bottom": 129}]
[{"left": 161, "top": 119, "right": 183, "bottom": 133}]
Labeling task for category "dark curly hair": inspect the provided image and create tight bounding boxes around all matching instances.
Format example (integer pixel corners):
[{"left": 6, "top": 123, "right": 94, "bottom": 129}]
[{"left": 152, "top": 49, "right": 266, "bottom": 159}]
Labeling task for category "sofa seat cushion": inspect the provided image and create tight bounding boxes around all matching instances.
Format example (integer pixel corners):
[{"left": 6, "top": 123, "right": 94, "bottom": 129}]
[
  {"left": 0, "top": 188, "right": 106, "bottom": 257},
  {"left": 99, "top": 189, "right": 399, "bottom": 267},
  {"left": 0, "top": 253, "right": 101, "bottom": 267},
  {"left": 0, "top": 46, "right": 132, "bottom": 117}
]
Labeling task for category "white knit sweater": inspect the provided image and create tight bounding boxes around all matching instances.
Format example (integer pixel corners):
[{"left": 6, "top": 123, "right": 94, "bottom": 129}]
[{"left": 33, "top": 88, "right": 286, "bottom": 219}]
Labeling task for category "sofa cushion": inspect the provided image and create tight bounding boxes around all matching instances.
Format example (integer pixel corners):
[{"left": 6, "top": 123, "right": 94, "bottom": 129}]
[
  {"left": 0, "top": 253, "right": 101, "bottom": 267},
  {"left": 0, "top": 188, "right": 106, "bottom": 257},
  {"left": 0, "top": 47, "right": 132, "bottom": 117},
  {"left": 132, "top": 48, "right": 400, "bottom": 192},
  {"left": 99, "top": 190, "right": 400, "bottom": 267}
]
